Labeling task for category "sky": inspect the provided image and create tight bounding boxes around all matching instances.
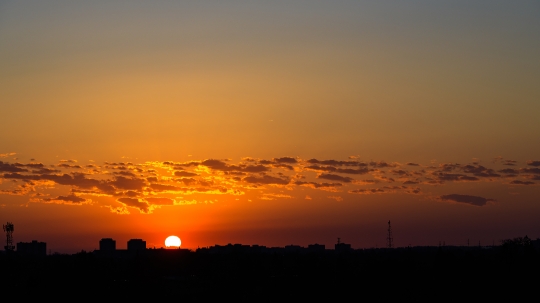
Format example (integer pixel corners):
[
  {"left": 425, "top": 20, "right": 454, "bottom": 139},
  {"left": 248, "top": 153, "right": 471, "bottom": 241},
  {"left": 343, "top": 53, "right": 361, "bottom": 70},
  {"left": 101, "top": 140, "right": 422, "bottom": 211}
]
[{"left": 1, "top": 1, "right": 539, "bottom": 253}]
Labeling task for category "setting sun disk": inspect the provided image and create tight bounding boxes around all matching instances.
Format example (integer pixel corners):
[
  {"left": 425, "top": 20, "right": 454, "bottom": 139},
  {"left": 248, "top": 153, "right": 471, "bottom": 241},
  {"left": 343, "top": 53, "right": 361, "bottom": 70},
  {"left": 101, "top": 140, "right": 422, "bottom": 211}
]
[{"left": 165, "top": 235, "right": 181, "bottom": 248}]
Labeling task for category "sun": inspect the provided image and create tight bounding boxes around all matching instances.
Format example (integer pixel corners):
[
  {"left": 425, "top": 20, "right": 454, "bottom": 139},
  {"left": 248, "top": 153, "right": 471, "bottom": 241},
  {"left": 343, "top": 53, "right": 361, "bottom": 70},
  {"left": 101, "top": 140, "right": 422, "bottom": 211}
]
[{"left": 165, "top": 235, "right": 181, "bottom": 248}]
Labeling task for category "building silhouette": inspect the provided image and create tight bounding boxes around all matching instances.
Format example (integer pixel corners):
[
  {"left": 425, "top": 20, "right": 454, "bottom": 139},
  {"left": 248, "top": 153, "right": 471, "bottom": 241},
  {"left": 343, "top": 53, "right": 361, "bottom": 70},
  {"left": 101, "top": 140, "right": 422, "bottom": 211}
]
[
  {"left": 99, "top": 238, "right": 116, "bottom": 251},
  {"left": 334, "top": 238, "right": 351, "bottom": 252},
  {"left": 127, "top": 239, "right": 146, "bottom": 251},
  {"left": 17, "top": 240, "right": 46, "bottom": 256}
]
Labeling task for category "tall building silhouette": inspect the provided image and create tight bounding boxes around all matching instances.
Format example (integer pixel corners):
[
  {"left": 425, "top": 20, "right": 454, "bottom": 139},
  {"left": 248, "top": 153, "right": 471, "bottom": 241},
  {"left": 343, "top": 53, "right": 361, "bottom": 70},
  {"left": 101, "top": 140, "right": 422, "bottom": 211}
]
[
  {"left": 127, "top": 239, "right": 146, "bottom": 251},
  {"left": 99, "top": 238, "right": 116, "bottom": 251}
]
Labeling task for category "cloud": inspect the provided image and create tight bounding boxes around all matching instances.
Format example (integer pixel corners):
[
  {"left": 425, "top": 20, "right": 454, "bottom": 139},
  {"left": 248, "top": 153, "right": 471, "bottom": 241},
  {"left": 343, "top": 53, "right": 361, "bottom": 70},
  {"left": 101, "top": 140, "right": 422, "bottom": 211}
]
[
  {"left": 113, "top": 171, "right": 137, "bottom": 177},
  {"left": 57, "top": 163, "right": 83, "bottom": 169},
  {"left": 174, "top": 199, "right": 198, "bottom": 205},
  {"left": 294, "top": 181, "right": 342, "bottom": 189},
  {"left": 199, "top": 159, "right": 270, "bottom": 173},
  {"left": 499, "top": 168, "right": 519, "bottom": 174},
  {"left": 43, "top": 194, "right": 87, "bottom": 204},
  {"left": 369, "top": 161, "right": 398, "bottom": 168},
  {"left": 243, "top": 175, "right": 289, "bottom": 185},
  {"left": 403, "top": 180, "right": 419, "bottom": 184},
  {"left": 317, "top": 174, "right": 354, "bottom": 183},
  {"left": 117, "top": 198, "right": 149, "bottom": 213},
  {"left": 527, "top": 160, "right": 540, "bottom": 167},
  {"left": 14, "top": 162, "right": 45, "bottom": 169},
  {"left": 0, "top": 156, "right": 536, "bottom": 215},
  {"left": 200, "top": 159, "right": 229, "bottom": 170},
  {"left": 260, "top": 193, "right": 292, "bottom": 200},
  {"left": 432, "top": 172, "right": 480, "bottom": 182},
  {"left": 390, "top": 170, "right": 411, "bottom": 176},
  {"left": 349, "top": 186, "right": 417, "bottom": 195},
  {"left": 241, "top": 165, "right": 270, "bottom": 173},
  {"left": 32, "top": 168, "right": 61, "bottom": 174},
  {"left": 355, "top": 179, "right": 379, "bottom": 185},
  {"left": 174, "top": 170, "right": 198, "bottom": 177},
  {"left": 272, "top": 163, "right": 294, "bottom": 170},
  {"left": 306, "top": 165, "right": 369, "bottom": 175},
  {"left": 510, "top": 180, "right": 535, "bottom": 185},
  {"left": 145, "top": 197, "right": 175, "bottom": 205},
  {"left": 307, "top": 159, "right": 366, "bottom": 167},
  {"left": 438, "top": 163, "right": 461, "bottom": 172},
  {"left": 0, "top": 161, "right": 28, "bottom": 173},
  {"left": 349, "top": 188, "right": 386, "bottom": 194},
  {"left": 110, "top": 176, "right": 146, "bottom": 190},
  {"left": 460, "top": 164, "right": 501, "bottom": 178},
  {"left": 406, "top": 187, "right": 422, "bottom": 194},
  {"left": 176, "top": 177, "right": 198, "bottom": 185},
  {"left": 122, "top": 191, "right": 139, "bottom": 197},
  {"left": 273, "top": 157, "right": 297, "bottom": 164},
  {"left": 150, "top": 183, "right": 185, "bottom": 192},
  {"left": 439, "top": 194, "right": 494, "bottom": 206},
  {"left": 521, "top": 168, "right": 540, "bottom": 174},
  {"left": 3, "top": 172, "right": 104, "bottom": 190},
  {"left": 0, "top": 153, "right": 16, "bottom": 158}
]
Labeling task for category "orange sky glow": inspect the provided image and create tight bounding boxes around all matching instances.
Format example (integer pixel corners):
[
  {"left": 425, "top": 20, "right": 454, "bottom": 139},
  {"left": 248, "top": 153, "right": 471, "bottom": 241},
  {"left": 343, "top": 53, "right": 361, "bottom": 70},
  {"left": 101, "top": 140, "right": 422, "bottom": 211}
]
[{"left": 1, "top": 1, "right": 539, "bottom": 253}]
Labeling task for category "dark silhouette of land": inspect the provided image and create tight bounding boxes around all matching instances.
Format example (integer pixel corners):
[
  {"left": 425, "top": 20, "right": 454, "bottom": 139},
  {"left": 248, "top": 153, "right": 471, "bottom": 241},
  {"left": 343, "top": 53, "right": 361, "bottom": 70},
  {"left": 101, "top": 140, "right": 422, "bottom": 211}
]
[{"left": 1, "top": 236, "right": 539, "bottom": 300}]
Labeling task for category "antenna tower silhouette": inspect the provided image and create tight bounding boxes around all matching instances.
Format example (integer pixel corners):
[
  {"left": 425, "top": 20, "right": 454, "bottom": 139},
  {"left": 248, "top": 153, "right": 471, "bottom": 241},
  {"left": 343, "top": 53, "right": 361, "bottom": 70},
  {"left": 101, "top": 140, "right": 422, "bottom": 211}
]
[
  {"left": 3, "top": 222, "right": 15, "bottom": 251},
  {"left": 387, "top": 220, "right": 393, "bottom": 248}
]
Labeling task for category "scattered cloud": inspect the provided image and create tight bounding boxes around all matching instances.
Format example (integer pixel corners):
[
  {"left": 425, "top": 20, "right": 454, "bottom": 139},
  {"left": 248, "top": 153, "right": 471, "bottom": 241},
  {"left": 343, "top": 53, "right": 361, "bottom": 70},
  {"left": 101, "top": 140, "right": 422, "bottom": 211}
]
[
  {"left": 174, "top": 170, "right": 198, "bottom": 177},
  {"left": 0, "top": 161, "right": 28, "bottom": 173},
  {"left": 0, "top": 156, "right": 535, "bottom": 214},
  {"left": 349, "top": 188, "right": 386, "bottom": 194},
  {"left": 273, "top": 157, "right": 297, "bottom": 164},
  {"left": 510, "top": 180, "right": 535, "bottom": 185},
  {"left": 439, "top": 194, "right": 494, "bottom": 206},
  {"left": 42, "top": 194, "right": 87, "bottom": 204},
  {"left": 527, "top": 160, "right": 540, "bottom": 167},
  {"left": 243, "top": 175, "right": 289, "bottom": 185},
  {"left": 117, "top": 198, "right": 149, "bottom": 213},
  {"left": 521, "top": 168, "right": 540, "bottom": 174},
  {"left": 294, "top": 181, "right": 342, "bottom": 190},
  {"left": 317, "top": 173, "right": 354, "bottom": 183},
  {"left": 260, "top": 193, "right": 292, "bottom": 200},
  {"left": 145, "top": 197, "right": 175, "bottom": 205}
]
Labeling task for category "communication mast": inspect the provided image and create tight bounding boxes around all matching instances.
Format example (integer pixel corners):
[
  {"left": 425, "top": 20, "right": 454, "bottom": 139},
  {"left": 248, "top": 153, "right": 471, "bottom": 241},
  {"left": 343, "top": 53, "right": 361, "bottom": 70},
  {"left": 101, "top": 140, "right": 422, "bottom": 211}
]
[
  {"left": 387, "top": 220, "right": 393, "bottom": 248},
  {"left": 3, "top": 222, "right": 15, "bottom": 251}
]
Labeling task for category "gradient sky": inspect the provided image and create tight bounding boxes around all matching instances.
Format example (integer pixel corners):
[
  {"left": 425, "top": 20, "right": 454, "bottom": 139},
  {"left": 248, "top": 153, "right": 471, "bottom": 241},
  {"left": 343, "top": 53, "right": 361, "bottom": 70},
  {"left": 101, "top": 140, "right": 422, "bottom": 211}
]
[{"left": 1, "top": 1, "right": 539, "bottom": 253}]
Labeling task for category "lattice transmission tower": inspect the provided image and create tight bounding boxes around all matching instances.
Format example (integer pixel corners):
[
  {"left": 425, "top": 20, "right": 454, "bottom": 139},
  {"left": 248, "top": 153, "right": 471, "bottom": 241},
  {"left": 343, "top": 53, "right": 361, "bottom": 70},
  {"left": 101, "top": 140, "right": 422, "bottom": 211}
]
[
  {"left": 387, "top": 220, "right": 393, "bottom": 248},
  {"left": 3, "top": 222, "right": 15, "bottom": 251}
]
